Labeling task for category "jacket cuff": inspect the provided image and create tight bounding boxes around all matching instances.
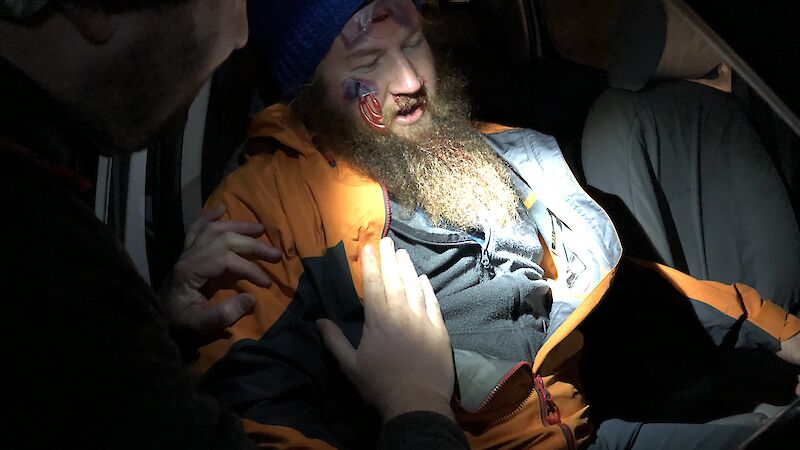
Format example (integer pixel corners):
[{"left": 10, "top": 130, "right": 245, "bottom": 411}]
[{"left": 735, "top": 283, "right": 800, "bottom": 342}]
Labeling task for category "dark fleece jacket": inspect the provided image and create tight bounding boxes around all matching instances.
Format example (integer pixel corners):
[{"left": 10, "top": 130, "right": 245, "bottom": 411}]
[
  {"left": 0, "top": 55, "right": 467, "bottom": 450},
  {"left": 0, "top": 56, "right": 257, "bottom": 449}
]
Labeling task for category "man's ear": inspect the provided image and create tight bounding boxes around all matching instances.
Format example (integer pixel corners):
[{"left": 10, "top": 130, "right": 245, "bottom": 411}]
[{"left": 59, "top": 4, "right": 116, "bottom": 45}]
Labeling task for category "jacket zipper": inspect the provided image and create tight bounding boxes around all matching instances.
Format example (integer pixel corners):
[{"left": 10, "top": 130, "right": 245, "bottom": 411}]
[
  {"left": 380, "top": 184, "right": 391, "bottom": 237},
  {"left": 481, "top": 387, "right": 535, "bottom": 432},
  {"left": 469, "top": 362, "right": 533, "bottom": 432},
  {"left": 533, "top": 374, "right": 576, "bottom": 450},
  {"left": 479, "top": 246, "right": 495, "bottom": 277},
  {"left": 480, "top": 223, "right": 496, "bottom": 277},
  {"left": 533, "top": 374, "right": 560, "bottom": 425},
  {"left": 386, "top": 200, "right": 495, "bottom": 277},
  {"left": 549, "top": 211, "right": 558, "bottom": 250},
  {"left": 473, "top": 370, "right": 577, "bottom": 450}
]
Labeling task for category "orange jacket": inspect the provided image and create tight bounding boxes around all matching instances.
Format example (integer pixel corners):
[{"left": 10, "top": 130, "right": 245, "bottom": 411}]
[{"left": 197, "top": 104, "right": 800, "bottom": 449}]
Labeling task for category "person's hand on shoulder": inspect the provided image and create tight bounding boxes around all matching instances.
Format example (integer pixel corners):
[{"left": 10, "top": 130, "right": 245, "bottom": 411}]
[
  {"left": 316, "top": 237, "right": 456, "bottom": 422},
  {"left": 161, "top": 203, "right": 282, "bottom": 349},
  {"left": 778, "top": 333, "right": 800, "bottom": 366},
  {"left": 776, "top": 332, "right": 800, "bottom": 396}
]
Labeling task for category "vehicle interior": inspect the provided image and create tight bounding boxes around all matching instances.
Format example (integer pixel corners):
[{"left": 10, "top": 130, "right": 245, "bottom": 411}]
[
  {"left": 82, "top": 0, "right": 795, "bottom": 289},
  {"left": 80, "top": 0, "right": 800, "bottom": 440}
]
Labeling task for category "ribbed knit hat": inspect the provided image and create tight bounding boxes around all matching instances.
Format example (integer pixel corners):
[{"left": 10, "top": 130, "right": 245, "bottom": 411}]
[{"left": 249, "top": 0, "right": 421, "bottom": 99}]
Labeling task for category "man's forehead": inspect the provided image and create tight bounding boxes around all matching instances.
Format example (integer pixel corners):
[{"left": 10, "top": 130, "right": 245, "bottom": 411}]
[{"left": 340, "top": 0, "right": 420, "bottom": 49}]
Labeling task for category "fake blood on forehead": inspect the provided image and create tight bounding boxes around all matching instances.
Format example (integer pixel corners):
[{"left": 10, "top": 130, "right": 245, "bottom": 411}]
[{"left": 341, "top": 0, "right": 419, "bottom": 48}]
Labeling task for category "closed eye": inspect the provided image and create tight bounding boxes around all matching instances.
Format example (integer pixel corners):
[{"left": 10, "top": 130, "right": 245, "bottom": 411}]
[
  {"left": 355, "top": 58, "right": 380, "bottom": 72},
  {"left": 403, "top": 38, "right": 423, "bottom": 50}
]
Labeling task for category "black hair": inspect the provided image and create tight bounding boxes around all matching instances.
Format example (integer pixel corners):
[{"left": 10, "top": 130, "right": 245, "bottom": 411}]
[{"left": 1, "top": 0, "right": 191, "bottom": 23}]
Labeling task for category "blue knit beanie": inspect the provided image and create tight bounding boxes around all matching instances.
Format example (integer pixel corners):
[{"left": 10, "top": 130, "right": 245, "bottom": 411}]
[{"left": 248, "top": 0, "right": 421, "bottom": 99}]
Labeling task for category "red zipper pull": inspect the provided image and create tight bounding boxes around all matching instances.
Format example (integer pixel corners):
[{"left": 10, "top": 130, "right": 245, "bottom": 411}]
[{"left": 534, "top": 375, "right": 561, "bottom": 425}]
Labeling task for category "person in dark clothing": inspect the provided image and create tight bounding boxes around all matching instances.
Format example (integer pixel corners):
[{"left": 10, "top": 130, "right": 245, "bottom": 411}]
[{"left": 0, "top": 1, "right": 467, "bottom": 449}]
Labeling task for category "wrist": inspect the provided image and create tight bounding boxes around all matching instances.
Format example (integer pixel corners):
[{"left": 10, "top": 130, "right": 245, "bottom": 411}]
[
  {"left": 380, "top": 392, "right": 455, "bottom": 423},
  {"left": 777, "top": 332, "right": 800, "bottom": 366}
]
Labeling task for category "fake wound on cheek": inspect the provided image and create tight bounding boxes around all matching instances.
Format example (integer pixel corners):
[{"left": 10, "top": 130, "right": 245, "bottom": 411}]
[
  {"left": 344, "top": 78, "right": 378, "bottom": 102},
  {"left": 344, "top": 78, "right": 386, "bottom": 131}
]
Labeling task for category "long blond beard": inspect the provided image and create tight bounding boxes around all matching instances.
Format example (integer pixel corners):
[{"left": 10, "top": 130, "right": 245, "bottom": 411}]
[
  {"left": 294, "top": 70, "right": 520, "bottom": 231},
  {"left": 386, "top": 121, "right": 519, "bottom": 230}
]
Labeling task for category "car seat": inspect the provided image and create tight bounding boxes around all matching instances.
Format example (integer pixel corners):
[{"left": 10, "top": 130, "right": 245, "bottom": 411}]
[{"left": 581, "top": 0, "right": 800, "bottom": 312}]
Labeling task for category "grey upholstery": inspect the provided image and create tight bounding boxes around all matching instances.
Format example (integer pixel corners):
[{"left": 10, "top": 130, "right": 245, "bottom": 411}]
[{"left": 582, "top": 80, "right": 800, "bottom": 311}]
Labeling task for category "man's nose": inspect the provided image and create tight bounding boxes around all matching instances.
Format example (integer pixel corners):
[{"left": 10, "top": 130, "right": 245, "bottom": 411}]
[{"left": 387, "top": 53, "right": 423, "bottom": 95}]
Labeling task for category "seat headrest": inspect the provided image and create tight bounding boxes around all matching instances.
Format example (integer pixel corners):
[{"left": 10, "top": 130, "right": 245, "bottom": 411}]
[{"left": 609, "top": 0, "right": 723, "bottom": 91}]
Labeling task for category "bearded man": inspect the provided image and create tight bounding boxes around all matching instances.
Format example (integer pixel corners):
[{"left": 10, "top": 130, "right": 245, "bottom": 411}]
[{"left": 197, "top": 1, "right": 800, "bottom": 449}]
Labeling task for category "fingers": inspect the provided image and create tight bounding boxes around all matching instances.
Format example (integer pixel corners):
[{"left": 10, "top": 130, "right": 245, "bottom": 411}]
[
  {"left": 395, "top": 249, "right": 425, "bottom": 315},
  {"left": 221, "top": 232, "right": 283, "bottom": 262},
  {"left": 210, "top": 293, "right": 256, "bottom": 329},
  {"left": 207, "top": 220, "right": 266, "bottom": 237},
  {"left": 224, "top": 252, "right": 272, "bottom": 287},
  {"left": 181, "top": 292, "right": 255, "bottom": 339},
  {"left": 186, "top": 204, "right": 278, "bottom": 259},
  {"left": 198, "top": 221, "right": 282, "bottom": 262},
  {"left": 175, "top": 212, "right": 282, "bottom": 291},
  {"left": 361, "top": 244, "right": 388, "bottom": 317},
  {"left": 185, "top": 203, "right": 226, "bottom": 247},
  {"left": 379, "top": 237, "right": 405, "bottom": 307},
  {"left": 204, "top": 203, "right": 228, "bottom": 222},
  {"left": 420, "top": 274, "right": 446, "bottom": 330},
  {"left": 316, "top": 319, "right": 357, "bottom": 380}
]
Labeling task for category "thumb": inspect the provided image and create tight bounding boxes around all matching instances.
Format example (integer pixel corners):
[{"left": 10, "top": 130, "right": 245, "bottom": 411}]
[
  {"left": 316, "top": 319, "right": 357, "bottom": 380},
  {"left": 214, "top": 293, "right": 256, "bottom": 328},
  {"left": 190, "top": 293, "right": 255, "bottom": 334}
]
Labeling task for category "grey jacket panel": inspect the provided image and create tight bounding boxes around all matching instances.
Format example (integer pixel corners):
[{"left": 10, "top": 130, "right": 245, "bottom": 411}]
[
  {"left": 487, "top": 129, "right": 622, "bottom": 336},
  {"left": 582, "top": 82, "right": 800, "bottom": 311},
  {"left": 388, "top": 201, "right": 551, "bottom": 364}
]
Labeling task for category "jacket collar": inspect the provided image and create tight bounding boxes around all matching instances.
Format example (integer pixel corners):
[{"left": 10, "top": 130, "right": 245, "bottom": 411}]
[
  {"left": 0, "top": 56, "right": 94, "bottom": 194},
  {"left": 246, "top": 103, "right": 322, "bottom": 160}
]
